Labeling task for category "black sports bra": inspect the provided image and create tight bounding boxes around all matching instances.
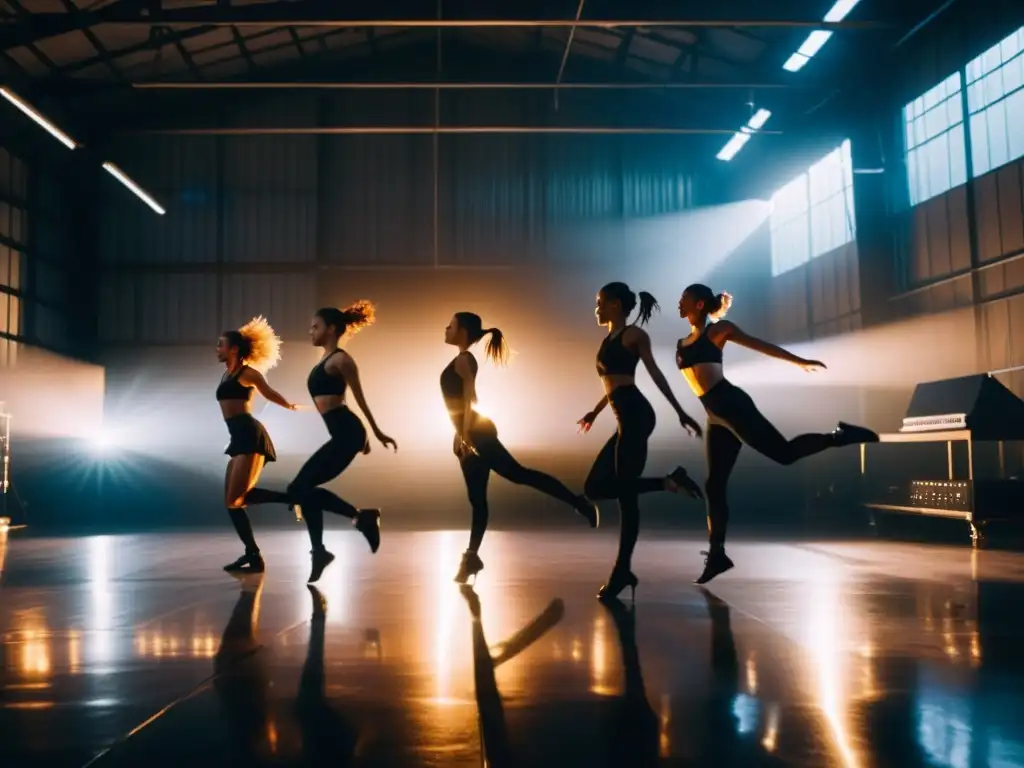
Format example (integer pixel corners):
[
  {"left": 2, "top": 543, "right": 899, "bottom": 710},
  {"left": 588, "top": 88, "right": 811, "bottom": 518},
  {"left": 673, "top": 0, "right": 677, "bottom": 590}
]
[
  {"left": 216, "top": 366, "right": 253, "bottom": 402},
  {"left": 307, "top": 350, "right": 347, "bottom": 398},
  {"left": 676, "top": 327, "right": 723, "bottom": 369},
  {"left": 596, "top": 330, "right": 639, "bottom": 377},
  {"left": 440, "top": 352, "right": 479, "bottom": 410}
]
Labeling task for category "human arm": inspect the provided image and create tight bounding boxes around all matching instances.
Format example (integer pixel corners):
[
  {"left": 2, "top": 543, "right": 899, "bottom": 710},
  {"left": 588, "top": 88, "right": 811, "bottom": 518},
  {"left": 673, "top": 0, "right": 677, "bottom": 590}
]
[
  {"left": 333, "top": 353, "right": 398, "bottom": 450},
  {"left": 629, "top": 327, "right": 702, "bottom": 438},
  {"left": 577, "top": 394, "right": 608, "bottom": 433},
  {"left": 713, "top": 321, "right": 825, "bottom": 370},
  {"left": 240, "top": 368, "right": 299, "bottom": 410}
]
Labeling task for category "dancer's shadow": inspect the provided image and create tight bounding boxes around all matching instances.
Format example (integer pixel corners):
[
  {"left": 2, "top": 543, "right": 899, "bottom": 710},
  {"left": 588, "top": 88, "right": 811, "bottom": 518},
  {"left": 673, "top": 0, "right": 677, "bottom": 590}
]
[
  {"left": 213, "top": 575, "right": 272, "bottom": 765},
  {"left": 293, "top": 585, "right": 361, "bottom": 766},
  {"left": 459, "top": 585, "right": 565, "bottom": 768},
  {"left": 600, "top": 598, "right": 660, "bottom": 767}
]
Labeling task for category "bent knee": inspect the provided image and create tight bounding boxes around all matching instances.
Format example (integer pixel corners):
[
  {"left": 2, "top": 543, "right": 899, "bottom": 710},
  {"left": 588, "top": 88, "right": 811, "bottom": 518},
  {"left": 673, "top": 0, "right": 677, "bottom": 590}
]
[{"left": 226, "top": 495, "right": 247, "bottom": 509}]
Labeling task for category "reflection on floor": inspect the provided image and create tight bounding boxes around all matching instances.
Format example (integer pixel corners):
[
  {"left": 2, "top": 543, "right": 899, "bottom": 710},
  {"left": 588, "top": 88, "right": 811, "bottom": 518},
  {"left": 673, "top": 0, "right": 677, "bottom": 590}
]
[{"left": 2, "top": 528, "right": 1024, "bottom": 766}]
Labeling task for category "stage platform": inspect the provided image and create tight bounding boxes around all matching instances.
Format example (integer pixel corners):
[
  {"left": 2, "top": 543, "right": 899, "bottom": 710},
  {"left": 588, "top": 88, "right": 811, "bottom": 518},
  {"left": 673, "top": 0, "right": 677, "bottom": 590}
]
[{"left": 2, "top": 527, "right": 1024, "bottom": 767}]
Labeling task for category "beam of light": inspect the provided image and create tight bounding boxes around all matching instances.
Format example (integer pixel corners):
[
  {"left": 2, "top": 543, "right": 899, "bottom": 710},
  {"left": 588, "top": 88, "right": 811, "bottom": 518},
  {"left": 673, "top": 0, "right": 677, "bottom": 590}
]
[
  {"left": 823, "top": 0, "right": 862, "bottom": 22},
  {"left": 0, "top": 87, "right": 77, "bottom": 149},
  {"left": 801, "top": 567, "right": 863, "bottom": 768},
  {"left": 433, "top": 530, "right": 460, "bottom": 706},
  {"left": 722, "top": 306, "right": 981, "bottom": 391},
  {"left": 717, "top": 110, "right": 771, "bottom": 161},
  {"left": 782, "top": 0, "right": 859, "bottom": 72},
  {"left": 87, "top": 536, "right": 116, "bottom": 672},
  {"left": 102, "top": 162, "right": 166, "bottom": 215},
  {"left": 746, "top": 108, "right": 772, "bottom": 131}
]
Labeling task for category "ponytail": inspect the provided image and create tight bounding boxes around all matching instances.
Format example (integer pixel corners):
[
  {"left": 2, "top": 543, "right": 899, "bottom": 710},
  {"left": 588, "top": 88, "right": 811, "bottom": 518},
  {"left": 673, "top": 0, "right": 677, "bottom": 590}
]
[
  {"left": 482, "top": 327, "right": 510, "bottom": 366},
  {"left": 454, "top": 311, "right": 511, "bottom": 365},
  {"left": 634, "top": 291, "right": 660, "bottom": 326},
  {"left": 316, "top": 300, "right": 376, "bottom": 338},
  {"left": 684, "top": 283, "right": 732, "bottom": 322},
  {"left": 600, "top": 282, "right": 659, "bottom": 326},
  {"left": 708, "top": 292, "right": 733, "bottom": 321}
]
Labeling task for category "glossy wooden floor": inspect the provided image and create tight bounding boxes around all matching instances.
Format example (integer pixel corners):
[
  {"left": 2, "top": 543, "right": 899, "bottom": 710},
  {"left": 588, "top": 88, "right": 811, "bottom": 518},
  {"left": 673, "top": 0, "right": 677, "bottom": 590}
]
[{"left": 2, "top": 526, "right": 1024, "bottom": 767}]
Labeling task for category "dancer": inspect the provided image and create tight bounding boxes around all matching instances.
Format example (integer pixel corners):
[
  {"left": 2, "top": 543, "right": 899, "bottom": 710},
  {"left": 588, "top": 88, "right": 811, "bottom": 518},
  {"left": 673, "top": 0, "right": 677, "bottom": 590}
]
[
  {"left": 676, "top": 283, "right": 878, "bottom": 584},
  {"left": 245, "top": 302, "right": 397, "bottom": 583},
  {"left": 579, "top": 282, "right": 704, "bottom": 601},
  {"left": 442, "top": 312, "right": 599, "bottom": 585},
  {"left": 216, "top": 317, "right": 299, "bottom": 574}
]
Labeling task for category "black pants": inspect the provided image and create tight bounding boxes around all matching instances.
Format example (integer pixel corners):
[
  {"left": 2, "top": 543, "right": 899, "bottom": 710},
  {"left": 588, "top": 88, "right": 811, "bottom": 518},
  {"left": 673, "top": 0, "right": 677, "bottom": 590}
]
[
  {"left": 245, "top": 406, "right": 368, "bottom": 550},
  {"left": 460, "top": 416, "right": 580, "bottom": 553},
  {"left": 700, "top": 380, "right": 835, "bottom": 548},
  {"left": 583, "top": 385, "right": 665, "bottom": 570}
]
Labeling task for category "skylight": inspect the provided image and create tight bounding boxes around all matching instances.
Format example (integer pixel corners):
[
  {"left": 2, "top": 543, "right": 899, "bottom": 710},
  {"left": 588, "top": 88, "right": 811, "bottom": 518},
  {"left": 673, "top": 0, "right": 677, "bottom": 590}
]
[
  {"left": 716, "top": 108, "right": 772, "bottom": 161},
  {"left": 782, "top": 0, "right": 861, "bottom": 72}
]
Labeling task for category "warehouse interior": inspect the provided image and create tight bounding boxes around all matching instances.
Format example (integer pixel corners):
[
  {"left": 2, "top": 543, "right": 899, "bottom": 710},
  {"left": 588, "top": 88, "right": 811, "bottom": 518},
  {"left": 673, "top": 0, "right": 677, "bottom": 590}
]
[{"left": 5, "top": 2, "right": 1024, "bottom": 767}]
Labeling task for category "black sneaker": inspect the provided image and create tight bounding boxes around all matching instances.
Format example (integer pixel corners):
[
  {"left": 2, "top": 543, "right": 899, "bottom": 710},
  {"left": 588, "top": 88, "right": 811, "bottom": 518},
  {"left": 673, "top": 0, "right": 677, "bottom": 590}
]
[
  {"left": 308, "top": 547, "right": 336, "bottom": 583},
  {"left": 354, "top": 509, "right": 381, "bottom": 553},
  {"left": 833, "top": 422, "right": 879, "bottom": 446},
  {"left": 695, "top": 549, "right": 734, "bottom": 585},
  {"left": 667, "top": 466, "right": 704, "bottom": 499},
  {"left": 223, "top": 552, "right": 265, "bottom": 574}
]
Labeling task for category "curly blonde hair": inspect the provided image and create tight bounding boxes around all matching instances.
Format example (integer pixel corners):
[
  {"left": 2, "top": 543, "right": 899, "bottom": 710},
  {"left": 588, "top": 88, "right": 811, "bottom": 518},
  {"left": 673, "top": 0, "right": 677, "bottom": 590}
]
[{"left": 226, "top": 315, "right": 282, "bottom": 372}]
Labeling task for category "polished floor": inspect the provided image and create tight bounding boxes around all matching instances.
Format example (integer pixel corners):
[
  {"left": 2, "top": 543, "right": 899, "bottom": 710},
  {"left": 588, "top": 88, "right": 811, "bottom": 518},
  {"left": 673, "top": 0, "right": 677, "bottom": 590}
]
[{"left": 2, "top": 526, "right": 1024, "bottom": 767}]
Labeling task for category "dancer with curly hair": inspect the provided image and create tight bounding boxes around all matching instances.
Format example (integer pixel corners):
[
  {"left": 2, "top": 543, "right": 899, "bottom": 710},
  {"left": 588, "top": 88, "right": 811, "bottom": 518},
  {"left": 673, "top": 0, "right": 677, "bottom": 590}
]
[{"left": 216, "top": 316, "right": 300, "bottom": 574}]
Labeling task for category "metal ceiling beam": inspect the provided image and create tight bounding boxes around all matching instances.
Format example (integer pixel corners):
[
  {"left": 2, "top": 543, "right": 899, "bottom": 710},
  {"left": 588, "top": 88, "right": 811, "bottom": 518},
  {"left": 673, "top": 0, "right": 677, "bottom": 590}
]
[
  {"left": 131, "top": 126, "right": 784, "bottom": 135},
  {"left": 552, "top": 0, "right": 586, "bottom": 109},
  {"left": 131, "top": 80, "right": 804, "bottom": 90},
  {"left": 6, "top": 9, "right": 888, "bottom": 33}
]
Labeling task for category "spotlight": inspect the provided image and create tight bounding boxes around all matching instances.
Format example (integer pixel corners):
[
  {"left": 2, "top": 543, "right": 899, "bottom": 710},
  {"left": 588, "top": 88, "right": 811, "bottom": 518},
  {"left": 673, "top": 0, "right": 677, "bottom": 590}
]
[
  {"left": 0, "top": 516, "right": 9, "bottom": 531},
  {"left": 89, "top": 431, "right": 118, "bottom": 455}
]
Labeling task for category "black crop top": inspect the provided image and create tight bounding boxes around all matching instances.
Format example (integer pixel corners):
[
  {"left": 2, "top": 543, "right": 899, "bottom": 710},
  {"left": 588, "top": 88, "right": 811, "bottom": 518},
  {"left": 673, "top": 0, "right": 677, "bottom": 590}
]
[
  {"left": 596, "top": 330, "right": 639, "bottom": 377},
  {"left": 307, "top": 350, "right": 347, "bottom": 398},
  {"left": 216, "top": 366, "right": 253, "bottom": 402},
  {"left": 441, "top": 352, "right": 479, "bottom": 411},
  {"left": 676, "top": 327, "right": 723, "bottom": 369}
]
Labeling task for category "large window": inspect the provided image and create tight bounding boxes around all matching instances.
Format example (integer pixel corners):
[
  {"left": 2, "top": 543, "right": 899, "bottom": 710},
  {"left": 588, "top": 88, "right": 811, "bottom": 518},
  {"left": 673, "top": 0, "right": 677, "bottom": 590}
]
[
  {"left": 771, "top": 139, "right": 856, "bottom": 276},
  {"left": 967, "top": 26, "right": 1024, "bottom": 177},
  {"left": 904, "top": 73, "right": 968, "bottom": 206}
]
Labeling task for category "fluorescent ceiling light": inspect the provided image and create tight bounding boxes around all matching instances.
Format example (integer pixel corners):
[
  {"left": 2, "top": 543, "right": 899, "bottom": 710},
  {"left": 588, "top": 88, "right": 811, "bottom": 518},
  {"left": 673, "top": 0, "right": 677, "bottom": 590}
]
[
  {"left": 103, "top": 162, "right": 166, "bottom": 215},
  {"left": 0, "top": 87, "right": 77, "bottom": 150},
  {"left": 746, "top": 108, "right": 772, "bottom": 131},
  {"left": 783, "top": 52, "right": 810, "bottom": 72},
  {"left": 824, "top": 0, "right": 862, "bottom": 22},
  {"left": 716, "top": 132, "right": 751, "bottom": 162},
  {"left": 797, "top": 30, "right": 834, "bottom": 58}
]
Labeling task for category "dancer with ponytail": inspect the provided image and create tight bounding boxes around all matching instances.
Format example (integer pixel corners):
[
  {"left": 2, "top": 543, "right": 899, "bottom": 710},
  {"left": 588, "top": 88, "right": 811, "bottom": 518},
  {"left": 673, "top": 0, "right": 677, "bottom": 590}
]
[
  {"left": 675, "top": 284, "right": 878, "bottom": 584},
  {"left": 216, "top": 317, "right": 300, "bottom": 574},
  {"left": 442, "top": 312, "right": 599, "bottom": 585},
  {"left": 579, "top": 283, "right": 705, "bottom": 601},
  {"left": 245, "top": 302, "right": 397, "bottom": 583}
]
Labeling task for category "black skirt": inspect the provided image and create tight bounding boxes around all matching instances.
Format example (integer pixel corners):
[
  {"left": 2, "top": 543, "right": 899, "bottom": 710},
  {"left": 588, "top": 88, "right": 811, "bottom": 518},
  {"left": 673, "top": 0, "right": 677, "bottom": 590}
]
[{"left": 224, "top": 413, "right": 277, "bottom": 462}]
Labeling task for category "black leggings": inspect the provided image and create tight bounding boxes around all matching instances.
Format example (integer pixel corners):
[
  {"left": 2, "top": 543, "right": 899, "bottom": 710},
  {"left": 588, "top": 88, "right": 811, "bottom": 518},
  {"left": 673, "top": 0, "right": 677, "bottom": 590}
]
[
  {"left": 245, "top": 406, "right": 368, "bottom": 550},
  {"left": 700, "top": 380, "right": 835, "bottom": 548},
  {"left": 583, "top": 385, "right": 666, "bottom": 571},
  {"left": 460, "top": 416, "right": 581, "bottom": 553}
]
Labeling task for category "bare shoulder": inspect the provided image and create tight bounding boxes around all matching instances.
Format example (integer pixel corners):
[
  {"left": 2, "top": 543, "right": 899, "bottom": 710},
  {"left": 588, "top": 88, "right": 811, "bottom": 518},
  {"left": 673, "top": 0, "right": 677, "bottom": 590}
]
[
  {"left": 238, "top": 365, "right": 264, "bottom": 384},
  {"left": 708, "top": 320, "right": 737, "bottom": 344},
  {"left": 454, "top": 350, "right": 477, "bottom": 376},
  {"left": 330, "top": 349, "right": 355, "bottom": 372},
  {"left": 622, "top": 325, "right": 650, "bottom": 346}
]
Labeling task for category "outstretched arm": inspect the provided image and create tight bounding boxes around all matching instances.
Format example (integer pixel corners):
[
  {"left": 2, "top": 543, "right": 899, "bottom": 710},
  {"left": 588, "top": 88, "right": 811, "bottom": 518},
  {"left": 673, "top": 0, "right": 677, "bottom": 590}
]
[
  {"left": 630, "top": 329, "right": 702, "bottom": 437},
  {"left": 714, "top": 321, "right": 824, "bottom": 369},
  {"left": 334, "top": 354, "right": 398, "bottom": 449},
  {"left": 241, "top": 369, "right": 297, "bottom": 410}
]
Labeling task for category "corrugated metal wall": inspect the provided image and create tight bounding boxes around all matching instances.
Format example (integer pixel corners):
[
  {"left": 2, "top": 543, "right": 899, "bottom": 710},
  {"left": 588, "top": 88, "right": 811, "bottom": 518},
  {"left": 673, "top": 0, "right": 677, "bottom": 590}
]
[
  {"left": 769, "top": 241, "right": 862, "bottom": 341},
  {"left": 98, "top": 120, "right": 709, "bottom": 344}
]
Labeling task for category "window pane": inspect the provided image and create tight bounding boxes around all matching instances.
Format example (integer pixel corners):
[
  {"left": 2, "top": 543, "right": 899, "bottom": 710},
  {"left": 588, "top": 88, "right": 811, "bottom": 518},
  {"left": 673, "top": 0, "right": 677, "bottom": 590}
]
[
  {"left": 949, "top": 123, "right": 967, "bottom": 188},
  {"left": 988, "top": 99, "right": 1010, "bottom": 169},
  {"left": 971, "top": 112, "right": 991, "bottom": 176},
  {"left": 8, "top": 296, "right": 19, "bottom": 336},
  {"left": 1007, "top": 87, "right": 1024, "bottom": 162},
  {"left": 0, "top": 292, "right": 8, "bottom": 335},
  {"left": 9, "top": 249, "right": 22, "bottom": 292}
]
